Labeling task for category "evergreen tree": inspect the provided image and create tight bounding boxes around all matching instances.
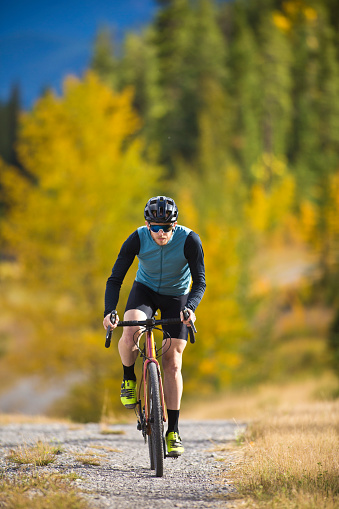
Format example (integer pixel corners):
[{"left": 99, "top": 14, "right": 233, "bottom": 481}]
[
  {"left": 328, "top": 308, "right": 339, "bottom": 380},
  {"left": 227, "top": 2, "right": 262, "bottom": 181},
  {"left": 256, "top": 11, "right": 292, "bottom": 174},
  {"left": 0, "top": 85, "right": 22, "bottom": 229},
  {"left": 151, "top": 0, "right": 228, "bottom": 173},
  {"left": 118, "top": 31, "right": 148, "bottom": 113},
  {"left": 118, "top": 27, "right": 165, "bottom": 141},
  {"left": 288, "top": 5, "right": 339, "bottom": 195},
  {"left": 316, "top": 11, "right": 339, "bottom": 176},
  {"left": 90, "top": 28, "right": 118, "bottom": 89},
  {"left": 0, "top": 84, "right": 20, "bottom": 166},
  {"left": 151, "top": 0, "right": 196, "bottom": 171}
]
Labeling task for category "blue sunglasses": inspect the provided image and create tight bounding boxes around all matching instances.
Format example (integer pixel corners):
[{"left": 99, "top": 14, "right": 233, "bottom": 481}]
[{"left": 149, "top": 223, "right": 174, "bottom": 233}]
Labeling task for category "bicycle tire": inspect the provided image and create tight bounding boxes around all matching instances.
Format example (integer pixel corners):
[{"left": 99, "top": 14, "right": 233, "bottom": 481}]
[
  {"left": 148, "top": 429, "right": 155, "bottom": 470},
  {"left": 146, "top": 362, "right": 164, "bottom": 477}
]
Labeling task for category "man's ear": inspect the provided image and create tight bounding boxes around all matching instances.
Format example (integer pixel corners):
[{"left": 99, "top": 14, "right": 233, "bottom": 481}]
[{"left": 145, "top": 221, "right": 150, "bottom": 229}]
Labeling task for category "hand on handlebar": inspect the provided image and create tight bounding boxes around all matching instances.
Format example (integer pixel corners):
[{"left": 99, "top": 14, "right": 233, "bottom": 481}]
[
  {"left": 104, "top": 308, "right": 197, "bottom": 348},
  {"left": 103, "top": 310, "right": 119, "bottom": 330},
  {"left": 180, "top": 308, "right": 196, "bottom": 326}
]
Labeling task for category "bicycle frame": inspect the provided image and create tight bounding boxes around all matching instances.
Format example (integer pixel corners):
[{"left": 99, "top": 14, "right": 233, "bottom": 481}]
[{"left": 143, "top": 323, "right": 166, "bottom": 428}]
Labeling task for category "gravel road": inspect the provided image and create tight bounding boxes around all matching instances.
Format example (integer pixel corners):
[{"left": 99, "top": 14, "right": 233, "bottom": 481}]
[{"left": 0, "top": 419, "right": 243, "bottom": 508}]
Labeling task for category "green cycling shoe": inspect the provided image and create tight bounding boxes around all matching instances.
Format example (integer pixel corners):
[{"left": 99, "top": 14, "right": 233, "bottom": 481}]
[
  {"left": 166, "top": 431, "right": 184, "bottom": 457},
  {"left": 120, "top": 379, "right": 137, "bottom": 409}
]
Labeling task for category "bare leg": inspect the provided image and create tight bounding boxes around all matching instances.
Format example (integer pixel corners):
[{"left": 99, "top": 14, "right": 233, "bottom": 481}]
[
  {"left": 161, "top": 338, "right": 187, "bottom": 410},
  {"left": 118, "top": 309, "right": 147, "bottom": 366}
]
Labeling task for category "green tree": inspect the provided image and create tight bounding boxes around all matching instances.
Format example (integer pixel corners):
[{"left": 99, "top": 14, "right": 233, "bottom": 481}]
[
  {"left": 257, "top": 12, "right": 293, "bottom": 163},
  {"left": 90, "top": 28, "right": 118, "bottom": 89},
  {"left": 152, "top": 0, "right": 196, "bottom": 170},
  {"left": 0, "top": 84, "right": 21, "bottom": 167},
  {"left": 227, "top": 2, "right": 262, "bottom": 180},
  {"left": 328, "top": 309, "right": 339, "bottom": 380},
  {"left": 118, "top": 27, "right": 165, "bottom": 138},
  {"left": 151, "top": 0, "right": 228, "bottom": 173},
  {"left": 288, "top": 4, "right": 339, "bottom": 195},
  {"left": 0, "top": 85, "right": 24, "bottom": 243}
]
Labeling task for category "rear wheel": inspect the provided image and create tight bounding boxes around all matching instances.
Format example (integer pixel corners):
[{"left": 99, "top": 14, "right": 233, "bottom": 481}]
[{"left": 146, "top": 362, "right": 164, "bottom": 477}]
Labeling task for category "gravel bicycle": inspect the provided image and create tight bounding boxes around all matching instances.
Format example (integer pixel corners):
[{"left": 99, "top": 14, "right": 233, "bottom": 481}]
[{"left": 105, "top": 308, "right": 196, "bottom": 477}]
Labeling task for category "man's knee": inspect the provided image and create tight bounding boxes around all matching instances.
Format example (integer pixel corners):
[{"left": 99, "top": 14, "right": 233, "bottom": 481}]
[
  {"left": 119, "top": 331, "right": 135, "bottom": 349},
  {"left": 119, "top": 309, "right": 146, "bottom": 348},
  {"left": 163, "top": 362, "right": 182, "bottom": 380},
  {"left": 162, "top": 351, "right": 183, "bottom": 377}
]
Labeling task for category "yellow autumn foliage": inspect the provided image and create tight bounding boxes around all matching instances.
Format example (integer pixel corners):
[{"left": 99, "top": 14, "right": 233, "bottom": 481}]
[
  {"left": 273, "top": 11, "right": 291, "bottom": 32},
  {"left": 0, "top": 72, "right": 160, "bottom": 416}
]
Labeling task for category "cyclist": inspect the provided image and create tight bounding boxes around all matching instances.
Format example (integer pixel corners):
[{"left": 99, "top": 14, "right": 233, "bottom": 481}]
[{"left": 103, "top": 196, "right": 206, "bottom": 456}]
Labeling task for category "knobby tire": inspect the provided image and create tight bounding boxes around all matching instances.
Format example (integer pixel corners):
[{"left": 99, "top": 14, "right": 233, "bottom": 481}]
[{"left": 147, "top": 362, "right": 164, "bottom": 477}]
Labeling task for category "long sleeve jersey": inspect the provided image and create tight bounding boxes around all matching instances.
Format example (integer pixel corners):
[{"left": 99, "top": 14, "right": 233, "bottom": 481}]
[{"left": 104, "top": 225, "right": 206, "bottom": 316}]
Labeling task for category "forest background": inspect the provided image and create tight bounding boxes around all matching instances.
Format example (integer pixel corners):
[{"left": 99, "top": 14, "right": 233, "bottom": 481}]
[{"left": 1, "top": 0, "right": 339, "bottom": 422}]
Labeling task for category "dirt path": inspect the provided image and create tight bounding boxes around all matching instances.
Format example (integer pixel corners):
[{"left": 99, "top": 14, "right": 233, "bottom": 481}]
[{"left": 0, "top": 419, "right": 242, "bottom": 508}]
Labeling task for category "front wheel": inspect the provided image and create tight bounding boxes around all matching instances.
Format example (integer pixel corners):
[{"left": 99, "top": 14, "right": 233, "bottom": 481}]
[{"left": 146, "top": 362, "right": 164, "bottom": 477}]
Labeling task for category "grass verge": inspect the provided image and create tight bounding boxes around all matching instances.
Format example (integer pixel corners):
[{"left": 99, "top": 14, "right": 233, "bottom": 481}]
[
  {"left": 225, "top": 399, "right": 339, "bottom": 508},
  {"left": 0, "top": 472, "right": 87, "bottom": 509},
  {"left": 7, "top": 440, "right": 63, "bottom": 466}
]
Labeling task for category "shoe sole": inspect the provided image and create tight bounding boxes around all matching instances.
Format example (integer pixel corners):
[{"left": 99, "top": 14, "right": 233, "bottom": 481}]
[
  {"left": 167, "top": 451, "right": 183, "bottom": 457},
  {"left": 121, "top": 402, "right": 137, "bottom": 409}
]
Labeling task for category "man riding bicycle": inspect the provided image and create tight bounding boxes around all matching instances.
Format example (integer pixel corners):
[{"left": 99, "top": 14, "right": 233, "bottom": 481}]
[{"left": 103, "top": 196, "right": 206, "bottom": 456}]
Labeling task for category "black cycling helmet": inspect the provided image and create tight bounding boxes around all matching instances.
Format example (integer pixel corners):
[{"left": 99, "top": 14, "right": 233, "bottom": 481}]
[{"left": 144, "top": 196, "right": 178, "bottom": 223}]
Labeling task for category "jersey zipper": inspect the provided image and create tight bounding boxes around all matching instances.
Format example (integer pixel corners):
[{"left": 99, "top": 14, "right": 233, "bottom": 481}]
[{"left": 157, "top": 246, "right": 163, "bottom": 292}]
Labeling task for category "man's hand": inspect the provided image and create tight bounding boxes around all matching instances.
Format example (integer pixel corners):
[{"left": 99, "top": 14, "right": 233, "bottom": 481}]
[
  {"left": 103, "top": 311, "right": 119, "bottom": 330},
  {"left": 180, "top": 308, "right": 196, "bottom": 326}
]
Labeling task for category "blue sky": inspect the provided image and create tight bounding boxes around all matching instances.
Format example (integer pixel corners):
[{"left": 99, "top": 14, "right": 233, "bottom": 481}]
[{"left": 0, "top": 0, "right": 157, "bottom": 109}]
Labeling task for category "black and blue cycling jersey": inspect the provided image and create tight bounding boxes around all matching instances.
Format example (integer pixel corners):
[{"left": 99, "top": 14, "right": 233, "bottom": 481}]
[{"left": 104, "top": 225, "right": 206, "bottom": 316}]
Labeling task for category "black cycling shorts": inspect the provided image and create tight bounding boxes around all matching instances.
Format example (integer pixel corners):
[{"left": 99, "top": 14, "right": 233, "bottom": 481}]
[{"left": 125, "top": 281, "right": 189, "bottom": 340}]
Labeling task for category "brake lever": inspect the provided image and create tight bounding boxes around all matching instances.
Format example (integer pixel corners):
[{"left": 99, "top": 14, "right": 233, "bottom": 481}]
[
  {"left": 183, "top": 307, "right": 197, "bottom": 344},
  {"left": 105, "top": 310, "right": 117, "bottom": 348},
  {"left": 105, "top": 326, "right": 112, "bottom": 348}
]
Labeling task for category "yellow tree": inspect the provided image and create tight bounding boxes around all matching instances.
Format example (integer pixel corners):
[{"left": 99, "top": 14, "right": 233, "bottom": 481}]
[{"left": 0, "top": 72, "right": 160, "bottom": 420}]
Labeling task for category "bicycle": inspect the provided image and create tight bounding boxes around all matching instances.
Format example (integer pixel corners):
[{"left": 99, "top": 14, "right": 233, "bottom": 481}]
[{"left": 105, "top": 308, "right": 196, "bottom": 477}]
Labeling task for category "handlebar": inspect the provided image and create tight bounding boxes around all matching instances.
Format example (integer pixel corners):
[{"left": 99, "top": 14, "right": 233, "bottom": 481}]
[{"left": 105, "top": 308, "right": 196, "bottom": 348}]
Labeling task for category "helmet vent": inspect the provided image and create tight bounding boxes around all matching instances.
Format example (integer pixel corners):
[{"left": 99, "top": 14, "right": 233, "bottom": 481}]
[{"left": 144, "top": 196, "right": 178, "bottom": 223}]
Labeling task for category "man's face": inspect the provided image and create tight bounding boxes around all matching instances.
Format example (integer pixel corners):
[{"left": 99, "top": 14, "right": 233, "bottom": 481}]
[{"left": 146, "top": 221, "right": 177, "bottom": 246}]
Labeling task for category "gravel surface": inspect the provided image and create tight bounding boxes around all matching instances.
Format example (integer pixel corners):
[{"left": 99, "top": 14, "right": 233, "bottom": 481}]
[{"left": 0, "top": 419, "right": 244, "bottom": 508}]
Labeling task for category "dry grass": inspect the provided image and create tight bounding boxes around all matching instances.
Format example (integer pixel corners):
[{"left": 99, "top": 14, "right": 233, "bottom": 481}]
[
  {"left": 224, "top": 399, "right": 339, "bottom": 508},
  {"left": 74, "top": 451, "right": 104, "bottom": 466},
  {"left": 1, "top": 377, "right": 338, "bottom": 508},
  {"left": 0, "top": 472, "right": 87, "bottom": 509},
  {"left": 7, "top": 440, "right": 63, "bottom": 466},
  {"left": 181, "top": 374, "right": 339, "bottom": 421},
  {"left": 0, "top": 413, "right": 71, "bottom": 426}
]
